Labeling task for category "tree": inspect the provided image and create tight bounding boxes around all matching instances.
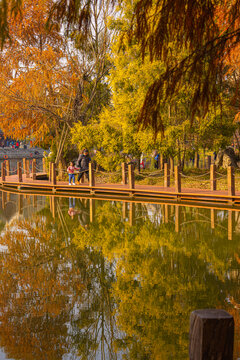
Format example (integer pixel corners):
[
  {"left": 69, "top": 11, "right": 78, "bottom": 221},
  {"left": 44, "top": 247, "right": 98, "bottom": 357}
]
[
  {"left": 0, "top": 0, "right": 112, "bottom": 165},
  {"left": 3, "top": 1, "right": 240, "bottom": 131},
  {"left": 72, "top": 0, "right": 238, "bottom": 171}
]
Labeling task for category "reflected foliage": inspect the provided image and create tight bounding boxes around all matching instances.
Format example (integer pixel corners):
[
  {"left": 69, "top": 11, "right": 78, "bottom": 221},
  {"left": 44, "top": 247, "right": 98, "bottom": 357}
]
[
  {"left": 73, "top": 202, "right": 240, "bottom": 359},
  {"left": 0, "top": 194, "right": 240, "bottom": 359},
  {"left": 0, "top": 214, "right": 86, "bottom": 359}
]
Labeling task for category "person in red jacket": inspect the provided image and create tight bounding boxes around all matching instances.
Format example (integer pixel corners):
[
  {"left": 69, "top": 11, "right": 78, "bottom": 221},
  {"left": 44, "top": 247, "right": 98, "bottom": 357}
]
[{"left": 67, "top": 161, "right": 78, "bottom": 185}]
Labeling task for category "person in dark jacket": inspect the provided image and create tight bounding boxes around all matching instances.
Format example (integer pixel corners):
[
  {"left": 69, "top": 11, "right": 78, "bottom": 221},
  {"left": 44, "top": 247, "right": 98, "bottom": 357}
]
[{"left": 77, "top": 149, "right": 91, "bottom": 183}]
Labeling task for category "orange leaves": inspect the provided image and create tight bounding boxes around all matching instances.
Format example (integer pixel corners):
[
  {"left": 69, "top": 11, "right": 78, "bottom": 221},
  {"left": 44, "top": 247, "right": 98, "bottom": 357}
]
[{"left": 0, "top": 0, "right": 81, "bottom": 143}]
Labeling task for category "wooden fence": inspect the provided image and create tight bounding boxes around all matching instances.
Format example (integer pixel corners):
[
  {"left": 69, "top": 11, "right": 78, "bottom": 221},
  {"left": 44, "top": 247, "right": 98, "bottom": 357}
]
[{"left": 0, "top": 159, "right": 239, "bottom": 200}]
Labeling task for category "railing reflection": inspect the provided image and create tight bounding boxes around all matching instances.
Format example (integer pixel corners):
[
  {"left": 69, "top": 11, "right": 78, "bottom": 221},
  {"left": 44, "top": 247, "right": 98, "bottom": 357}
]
[
  {"left": 0, "top": 191, "right": 238, "bottom": 241},
  {"left": 228, "top": 210, "right": 233, "bottom": 241}
]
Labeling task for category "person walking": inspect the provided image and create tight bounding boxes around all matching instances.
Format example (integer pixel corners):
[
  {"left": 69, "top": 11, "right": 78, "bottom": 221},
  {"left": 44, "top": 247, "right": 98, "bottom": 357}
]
[
  {"left": 154, "top": 153, "right": 160, "bottom": 169},
  {"left": 77, "top": 149, "right": 91, "bottom": 183}
]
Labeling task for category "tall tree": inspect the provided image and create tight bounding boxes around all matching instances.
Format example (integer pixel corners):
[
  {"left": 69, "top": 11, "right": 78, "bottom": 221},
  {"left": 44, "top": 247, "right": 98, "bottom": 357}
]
[
  {"left": 20, "top": 0, "right": 240, "bottom": 130},
  {"left": 0, "top": 0, "right": 111, "bottom": 163}
]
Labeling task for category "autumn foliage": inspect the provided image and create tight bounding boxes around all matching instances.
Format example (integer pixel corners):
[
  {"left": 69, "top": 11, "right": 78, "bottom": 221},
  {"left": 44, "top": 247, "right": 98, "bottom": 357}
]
[{"left": 0, "top": 0, "right": 83, "bottom": 146}]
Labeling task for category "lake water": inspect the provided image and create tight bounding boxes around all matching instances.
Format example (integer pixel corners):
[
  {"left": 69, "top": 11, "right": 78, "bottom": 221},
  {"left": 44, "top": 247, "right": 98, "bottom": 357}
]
[{"left": 0, "top": 191, "right": 239, "bottom": 359}]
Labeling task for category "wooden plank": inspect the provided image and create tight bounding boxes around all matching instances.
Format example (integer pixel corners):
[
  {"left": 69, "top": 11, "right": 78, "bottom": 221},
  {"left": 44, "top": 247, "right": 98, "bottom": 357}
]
[
  {"left": 3, "top": 176, "right": 240, "bottom": 204},
  {"left": 2, "top": 185, "right": 240, "bottom": 213}
]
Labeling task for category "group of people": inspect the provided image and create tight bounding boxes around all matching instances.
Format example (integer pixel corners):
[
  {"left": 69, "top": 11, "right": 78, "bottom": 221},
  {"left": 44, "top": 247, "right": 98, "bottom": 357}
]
[{"left": 67, "top": 149, "right": 91, "bottom": 185}]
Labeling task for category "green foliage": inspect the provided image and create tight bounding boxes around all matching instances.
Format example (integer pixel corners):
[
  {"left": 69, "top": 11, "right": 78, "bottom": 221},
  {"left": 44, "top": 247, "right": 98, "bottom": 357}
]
[
  {"left": 71, "top": 0, "right": 237, "bottom": 169},
  {"left": 71, "top": 120, "right": 124, "bottom": 171},
  {"left": 72, "top": 200, "right": 240, "bottom": 359}
]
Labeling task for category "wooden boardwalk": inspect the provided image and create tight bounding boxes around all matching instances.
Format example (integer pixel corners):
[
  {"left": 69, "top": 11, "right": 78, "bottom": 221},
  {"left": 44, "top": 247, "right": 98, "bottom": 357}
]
[{"left": 1, "top": 173, "right": 240, "bottom": 207}]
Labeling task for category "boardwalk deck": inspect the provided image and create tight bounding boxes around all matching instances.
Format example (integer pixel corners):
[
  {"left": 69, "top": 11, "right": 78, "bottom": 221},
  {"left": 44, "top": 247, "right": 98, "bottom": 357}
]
[{"left": 1, "top": 173, "right": 240, "bottom": 206}]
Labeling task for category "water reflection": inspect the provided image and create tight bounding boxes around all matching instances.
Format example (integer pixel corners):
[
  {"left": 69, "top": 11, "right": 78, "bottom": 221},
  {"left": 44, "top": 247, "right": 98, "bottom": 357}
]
[{"left": 0, "top": 192, "right": 239, "bottom": 359}]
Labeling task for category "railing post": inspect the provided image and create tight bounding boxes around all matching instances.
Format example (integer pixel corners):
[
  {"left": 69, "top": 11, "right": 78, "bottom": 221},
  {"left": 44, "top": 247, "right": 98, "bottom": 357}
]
[
  {"left": 160, "top": 154, "right": 164, "bottom": 170},
  {"left": 122, "top": 202, "right": 127, "bottom": 219},
  {"left": 228, "top": 210, "right": 233, "bottom": 241},
  {"left": 129, "top": 202, "right": 135, "bottom": 226},
  {"left": 189, "top": 309, "right": 234, "bottom": 360},
  {"left": 17, "top": 162, "right": 22, "bottom": 182},
  {"left": 164, "top": 162, "right": 170, "bottom": 187},
  {"left": 122, "top": 162, "right": 127, "bottom": 185},
  {"left": 23, "top": 158, "right": 26, "bottom": 174},
  {"left": 32, "top": 159, "right": 36, "bottom": 180},
  {"left": 6, "top": 160, "right": 10, "bottom": 176},
  {"left": 128, "top": 163, "right": 135, "bottom": 189},
  {"left": 51, "top": 162, "right": 56, "bottom": 185},
  {"left": 18, "top": 194, "right": 23, "bottom": 214},
  {"left": 26, "top": 160, "right": 30, "bottom": 178},
  {"left": 210, "top": 164, "right": 216, "bottom": 191},
  {"left": 211, "top": 209, "right": 215, "bottom": 229},
  {"left": 42, "top": 157, "right": 46, "bottom": 172},
  {"left": 1, "top": 162, "right": 5, "bottom": 181},
  {"left": 89, "top": 198, "right": 95, "bottom": 222},
  {"left": 175, "top": 205, "right": 180, "bottom": 232},
  {"left": 170, "top": 157, "right": 174, "bottom": 177},
  {"left": 228, "top": 166, "right": 235, "bottom": 196},
  {"left": 2, "top": 191, "right": 6, "bottom": 209},
  {"left": 165, "top": 204, "right": 169, "bottom": 223},
  {"left": 49, "top": 162, "right": 52, "bottom": 183},
  {"left": 89, "top": 162, "right": 95, "bottom": 187},
  {"left": 174, "top": 165, "right": 181, "bottom": 193}
]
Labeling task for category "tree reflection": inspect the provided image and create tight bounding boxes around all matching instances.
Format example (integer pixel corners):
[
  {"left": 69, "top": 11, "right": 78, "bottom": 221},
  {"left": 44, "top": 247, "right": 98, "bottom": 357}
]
[
  {"left": 0, "top": 214, "right": 87, "bottom": 360},
  {"left": 73, "top": 201, "right": 240, "bottom": 359},
  {"left": 0, "top": 195, "right": 240, "bottom": 359},
  {"left": 0, "top": 198, "right": 121, "bottom": 360}
]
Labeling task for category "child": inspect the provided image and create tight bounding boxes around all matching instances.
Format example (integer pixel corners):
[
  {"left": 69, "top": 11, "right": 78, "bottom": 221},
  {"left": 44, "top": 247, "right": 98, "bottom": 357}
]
[{"left": 67, "top": 161, "right": 78, "bottom": 185}]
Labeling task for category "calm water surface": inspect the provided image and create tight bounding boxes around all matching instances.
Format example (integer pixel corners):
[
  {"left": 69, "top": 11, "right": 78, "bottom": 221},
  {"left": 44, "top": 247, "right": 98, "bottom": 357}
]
[{"left": 0, "top": 191, "right": 239, "bottom": 359}]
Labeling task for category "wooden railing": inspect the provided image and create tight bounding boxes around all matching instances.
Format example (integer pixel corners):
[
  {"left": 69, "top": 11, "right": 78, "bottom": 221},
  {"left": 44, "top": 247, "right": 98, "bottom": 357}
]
[{"left": 0, "top": 159, "right": 239, "bottom": 200}]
